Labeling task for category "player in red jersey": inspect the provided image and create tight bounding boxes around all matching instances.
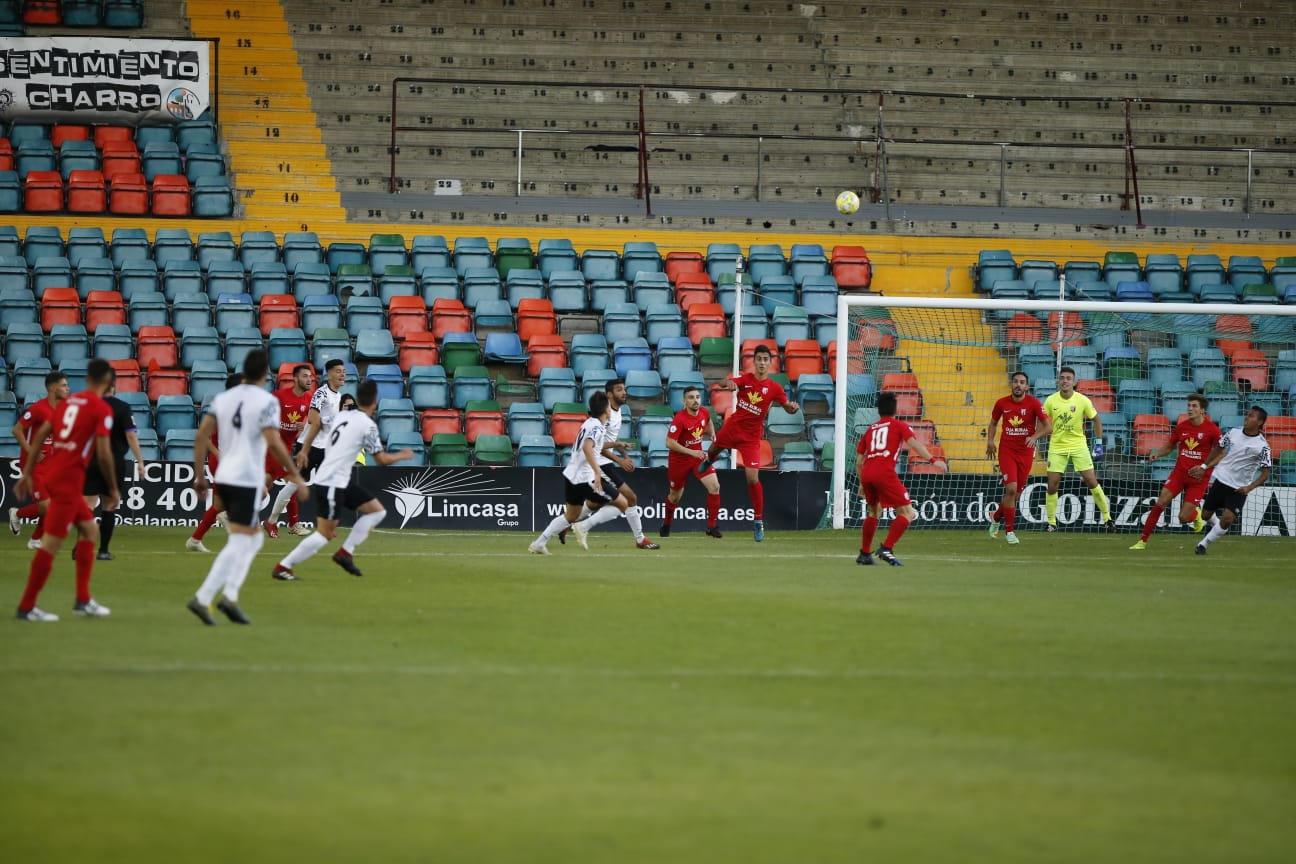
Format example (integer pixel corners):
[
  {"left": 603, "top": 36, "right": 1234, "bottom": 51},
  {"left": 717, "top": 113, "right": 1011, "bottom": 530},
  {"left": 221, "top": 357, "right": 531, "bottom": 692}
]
[
  {"left": 8, "top": 371, "right": 70, "bottom": 549},
  {"left": 985, "top": 370, "right": 1050, "bottom": 545},
  {"left": 855, "top": 392, "right": 946, "bottom": 566},
  {"left": 186, "top": 372, "right": 244, "bottom": 553},
  {"left": 700, "top": 343, "right": 799, "bottom": 541},
  {"left": 13, "top": 360, "right": 119, "bottom": 621},
  {"left": 262, "top": 363, "right": 315, "bottom": 538},
  {"left": 1130, "top": 392, "right": 1222, "bottom": 549},
  {"left": 659, "top": 385, "right": 723, "bottom": 538}
]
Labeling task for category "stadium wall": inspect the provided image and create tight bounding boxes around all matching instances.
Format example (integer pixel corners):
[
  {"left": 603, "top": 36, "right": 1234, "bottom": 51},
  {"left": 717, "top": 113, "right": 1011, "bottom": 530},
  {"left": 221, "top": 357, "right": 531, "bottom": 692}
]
[{"left": 3, "top": 464, "right": 1291, "bottom": 537}]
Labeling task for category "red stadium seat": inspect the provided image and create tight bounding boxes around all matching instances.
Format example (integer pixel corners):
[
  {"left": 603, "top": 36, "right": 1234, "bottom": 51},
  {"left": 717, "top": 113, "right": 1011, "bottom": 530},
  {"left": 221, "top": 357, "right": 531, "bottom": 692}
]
[
  {"left": 258, "top": 294, "right": 299, "bottom": 335},
  {"left": 100, "top": 141, "right": 141, "bottom": 180},
  {"left": 40, "top": 288, "right": 81, "bottom": 330},
  {"left": 0, "top": 138, "right": 13, "bottom": 172},
  {"left": 674, "top": 272, "right": 715, "bottom": 311},
  {"left": 430, "top": 297, "right": 472, "bottom": 340},
  {"left": 397, "top": 332, "right": 440, "bottom": 372},
  {"left": 880, "top": 372, "right": 923, "bottom": 419},
  {"left": 51, "top": 125, "right": 91, "bottom": 149},
  {"left": 516, "top": 297, "right": 557, "bottom": 343},
  {"left": 85, "top": 290, "right": 127, "bottom": 332},
  {"left": 1046, "top": 311, "right": 1086, "bottom": 349},
  {"left": 1215, "top": 314, "right": 1252, "bottom": 363},
  {"left": 549, "top": 404, "right": 587, "bottom": 447},
  {"left": 137, "top": 325, "right": 179, "bottom": 369},
  {"left": 907, "top": 443, "right": 949, "bottom": 474},
  {"left": 464, "top": 402, "right": 505, "bottom": 444},
  {"left": 664, "top": 250, "right": 705, "bottom": 284},
  {"left": 151, "top": 174, "right": 191, "bottom": 216},
  {"left": 1132, "top": 414, "right": 1172, "bottom": 455},
  {"left": 525, "top": 333, "right": 567, "bottom": 378},
  {"left": 387, "top": 295, "right": 429, "bottom": 342},
  {"left": 782, "top": 339, "right": 823, "bottom": 382},
  {"left": 108, "top": 172, "right": 149, "bottom": 215},
  {"left": 147, "top": 368, "right": 190, "bottom": 401},
  {"left": 686, "top": 302, "right": 726, "bottom": 345},
  {"left": 830, "top": 245, "right": 872, "bottom": 291},
  {"left": 108, "top": 359, "right": 143, "bottom": 393},
  {"left": 1263, "top": 416, "right": 1296, "bottom": 457},
  {"left": 66, "top": 169, "right": 107, "bottom": 213},
  {"left": 1231, "top": 348, "right": 1269, "bottom": 391},
  {"left": 855, "top": 317, "right": 897, "bottom": 352},
  {"left": 708, "top": 383, "right": 734, "bottom": 420},
  {"left": 907, "top": 420, "right": 939, "bottom": 450},
  {"left": 1005, "top": 312, "right": 1044, "bottom": 345},
  {"left": 23, "top": 170, "right": 63, "bottom": 212},
  {"left": 420, "top": 408, "right": 462, "bottom": 442},
  {"left": 1078, "top": 380, "right": 1117, "bottom": 414},
  {"left": 94, "top": 126, "right": 135, "bottom": 150},
  {"left": 23, "top": 0, "right": 61, "bottom": 24}
]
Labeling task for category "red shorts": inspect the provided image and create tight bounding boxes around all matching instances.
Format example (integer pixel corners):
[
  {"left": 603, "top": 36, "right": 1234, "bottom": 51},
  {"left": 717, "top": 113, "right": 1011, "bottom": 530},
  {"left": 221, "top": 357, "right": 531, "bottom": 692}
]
[
  {"left": 41, "top": 485, "right": 95, "bottom": 539},
  {"left": 667, "top": 455, "right": 715, "bottom": 491},
  {"left": 265, "top": 452, "right": 291, "bottom": 480},
  {"left": 998, "top": 447, "right": 1034, "bottom": 488},
  {"left": 27, "top": 464, "right": 52, "bottom": 503},
  {"left": 858, "top": 468, "right": 912, "bottom": 509},
  {"left": 713, "top": 424, "right": 760, "bottom": 470},
  {"left": 1163, "top": 466, "right": 1209, "bottom": 505}
]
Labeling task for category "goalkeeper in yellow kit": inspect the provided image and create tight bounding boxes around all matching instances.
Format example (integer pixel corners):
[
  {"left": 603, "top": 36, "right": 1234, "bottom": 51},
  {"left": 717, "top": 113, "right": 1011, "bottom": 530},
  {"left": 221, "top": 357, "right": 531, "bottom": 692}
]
[{"left": 1041, "top": 366, "right": 1114, "bottom": 531}]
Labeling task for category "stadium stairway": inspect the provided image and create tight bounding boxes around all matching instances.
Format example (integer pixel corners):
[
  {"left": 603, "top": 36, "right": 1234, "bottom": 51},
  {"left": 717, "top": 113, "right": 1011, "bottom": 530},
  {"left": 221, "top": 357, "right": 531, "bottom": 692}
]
[{"left": 185, "top": 0, "right": 345, "bottom": 230}]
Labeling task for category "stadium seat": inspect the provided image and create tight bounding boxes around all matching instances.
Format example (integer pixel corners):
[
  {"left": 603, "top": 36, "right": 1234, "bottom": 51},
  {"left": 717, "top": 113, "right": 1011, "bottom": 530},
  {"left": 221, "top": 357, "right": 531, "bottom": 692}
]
[
  {"left": 66, "top": 170, "right": 106, "bottom": 212},
  {"left": 474, "top": 298, "right": 516, "bottom": 337},
  {"left": 249, "top": 262, "right": 291, "bottom": 301},
  {"left": 377, "top": 398, "right": 419, "bottom": 443},
  {"left": 429, "top": 432, "right": 470, "bottom": 466},
  {"left": 612, "top": 338, "right": 653, "bottom": 377},
  {"left": 673, "top": 272, "right": 715, "bottom": 312},
  {"left": 569, "top": 334, "right": 609, "bottom": 381},
  {"left": 440, "top": 332, "right": 481, "bottom": 376},
  {"left": 408, "top": 365, "right": 449, "bottom": 410},
  {"left": 224, "top": 328, "right": 264, "bottom": 373},
  {"left": 525, "top": 333, "right": 567, "bottom": 378},
  {"left": 1188, "top": 347, "right": 1228, "bottom": 390},
  {"left": 378, "top": 265, "right": 418, "bottom": 305},
  {"left": 623, "top": 369, "right": 664, "bottom": 408},
  {"left": 420, "top": 405, "right": 462, "bottom": 442},
  {"left": 214, "top": 293, "right": 255, "bottom": 336},
  {"left": 548, "top": 402, "right": 587, "bottom": 448},
  {"left": 655, "top": 335, "right": 697, "bottom": 380},
  {"left": 408, "top": 235, "right": 450, "bottom": 274},
  {"left": 686, "top": 303, "right": 726, "bottom": 345},
  {"left": 880, "top": 372, "right": 923, "bottom": 419},
  {"left": 336, "top": 263, "right": 374, "bottom": 299},
  {"left": 397, "top": 332, "right": 440, "bottom": 372},
  {"left": 1131, "top": 414, "right": 1172, "bottom": 455},
  {"left": 463, "top": 399, "right": 505, "bottom": 444},
  {"left": 1078, "top": 380, "right": 1117, "bottom": 414},
  {"left": 311, "top": 328, "right": 352, "bottom": 368},
  {"left": 1117, "top": 379, "right": 1159, "bottom": 419},
  {"left": 451, "top": 365, "right": 492, "bottom": 408},
  {"left": 1231, "top": 349, "right": 1269, "bottom": 391},
  {"left": 796, "top": 373, "right": 835, "bottom": 418},
  {"left": 355, "top": 329, "right": 399, "bottom": 363},
  {"left": 387, "top": 296, "right": 429, "bottom": 342},
  {"left": 831, "top": 245, "right": 872, "bottom": 290},
  {"left": 345, "top": 295, "right": 386, "bottom": 338},
  {"left": 40, "top": 287, "right": 81, "bottom": 330},
  {"left": 644, "top": 303, "right": 685, "bottom": 346},
  {"left": 300, "top": 295, "right": 342, "bottom": 337},
  {"left": 74, "top": 258, "right": 115, "bottom": 299},
  {"left": 84, "top": 290, "right": 126, "bottom": 332},
  {"left": 431, "top": 298, "right": 472, "bottom": 340},
  {"left": 368, "top": 234, "right": 408, "bottom": 273},
  {"left": 386, "top": 432, "right": 428, "bottom": 466},
  {"left": 257, "top": 294, "right": 299, "bottom": 336},
  {"left": 517, "top": 434, "right": 557, "bottom": 467},
  {"left": 537, "top": 367, "right": 579, "bottom": 412},
  {"left": 0, "top": 287, "right": 38, "bottom": 329}
]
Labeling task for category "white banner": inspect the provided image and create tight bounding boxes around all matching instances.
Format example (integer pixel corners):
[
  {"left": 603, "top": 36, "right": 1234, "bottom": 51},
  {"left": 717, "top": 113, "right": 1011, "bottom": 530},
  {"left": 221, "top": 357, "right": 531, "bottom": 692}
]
[{"left": 0, "top": 37, "right": 210, "bottom": 125}]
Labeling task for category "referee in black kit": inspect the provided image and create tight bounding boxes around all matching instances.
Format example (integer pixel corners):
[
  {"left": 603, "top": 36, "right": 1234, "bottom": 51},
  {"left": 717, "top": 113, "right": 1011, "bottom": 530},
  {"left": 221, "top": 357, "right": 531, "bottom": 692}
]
[{"left": 82, "top": 381, "right": 145, "bottom": 561}]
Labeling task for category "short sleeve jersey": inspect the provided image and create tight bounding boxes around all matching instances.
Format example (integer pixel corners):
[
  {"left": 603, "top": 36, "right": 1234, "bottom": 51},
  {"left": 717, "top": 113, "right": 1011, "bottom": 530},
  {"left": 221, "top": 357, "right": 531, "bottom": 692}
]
[
  {"left": 724, "top": 373, "right": 788, "bottom": 439},
  {"left": 315, "top": 411, "right": 382, "bottom": 488},
  {"left": 1211, "top": 427, "right": 1271, "bottom": 489},
  {"left": 1042, "top": 391, "right": 1096, "bottom": 451},
  {"left": 856, "top": 416, "right": 915, "bottom": 472},
  {"left": 562, "top": 417, "right": 607, "bottom": 485},
  {"left": 668, "top": 407, "right": 711, "bottom": 455},
  {"left": 991, "top": 394, "right": 1047, "bottom": 451},
  {"left": 274, "top": 387, "right": 313, "bottom": 449},
  {"left": 40, "top": 391, "right": 114, "bottom": 490},
  {"left": 210, "top": 384, "right": 280, "bottom": 488},
  {"left": 306, "top": 384, "right": 343, "bottom": 451},
  {"left": 19, "top": 398, "right": 58, "bottom": 461},
  {"left": 597, "top": 405, "right": 625, "bottom": 467},
  {"left": 1171, "top": 417, "right": 1222, "bottom": 472}
]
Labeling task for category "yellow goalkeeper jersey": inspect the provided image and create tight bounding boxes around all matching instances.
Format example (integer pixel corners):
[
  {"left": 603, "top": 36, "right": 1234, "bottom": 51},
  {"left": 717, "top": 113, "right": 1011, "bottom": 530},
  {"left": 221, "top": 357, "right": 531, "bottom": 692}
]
[{"left": 1043, "top": 391, "right": 1096, "bottom": 451}]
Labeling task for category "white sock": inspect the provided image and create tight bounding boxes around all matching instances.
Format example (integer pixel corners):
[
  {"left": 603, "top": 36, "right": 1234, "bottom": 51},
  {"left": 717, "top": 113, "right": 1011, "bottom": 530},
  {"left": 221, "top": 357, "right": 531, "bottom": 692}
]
[
  {"left": 577, "top": 502, "right": 591, "bottom": 520},
  {"left": 624, "top": 505, "right": 645, "bottom": 542},
  {"left": 282, "top": 531, "right": 330, "bottom": 568},
  {"left": 196, "top": 538, "right": 244, "bottom": 606},
  {"left": 222, "top": 531, "right": 265, "bottom": 602},
  {"left": 1208, "top": 513, "right": 1220, "bottom": 530},
  {"left": 269, "top": 483, "right": 297, "bottom": 523},
  {"left": 343, "top": 509, "right": 385, "bottom": 553},
  {"left": 586, "top": 506, "right": 624, "bottom": 528},
  {"left": 1202, "top": 522, "right": 1228, "bottom": 547},
  {"left": 538, "top": 514, "right": 571, "bottom": 542}
]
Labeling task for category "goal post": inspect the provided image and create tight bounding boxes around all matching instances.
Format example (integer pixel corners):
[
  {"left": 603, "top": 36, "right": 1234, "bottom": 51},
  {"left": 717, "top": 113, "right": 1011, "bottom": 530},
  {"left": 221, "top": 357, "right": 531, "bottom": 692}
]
[{"left": 827, "top": 295, "right": 1296, "bottom": 535}]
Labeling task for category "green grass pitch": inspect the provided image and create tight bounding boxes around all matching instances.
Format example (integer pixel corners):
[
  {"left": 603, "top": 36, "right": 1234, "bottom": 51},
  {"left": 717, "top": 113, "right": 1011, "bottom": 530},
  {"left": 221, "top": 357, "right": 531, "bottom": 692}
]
[{"left": 2, "top": 525, "right": 1293, "bottom": 863}]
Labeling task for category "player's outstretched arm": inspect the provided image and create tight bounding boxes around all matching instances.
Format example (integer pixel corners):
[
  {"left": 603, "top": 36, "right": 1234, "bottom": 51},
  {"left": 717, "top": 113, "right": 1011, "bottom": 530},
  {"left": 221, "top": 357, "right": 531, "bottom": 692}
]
[
  {"left": 373, "top": 448, "right": 415, "bottom": 466},
  {"left": 907, "top": 437, "right": 947, "bottom": 470},
  {"left": 782, "top": 399, "right": 800, "bottom": 414}
]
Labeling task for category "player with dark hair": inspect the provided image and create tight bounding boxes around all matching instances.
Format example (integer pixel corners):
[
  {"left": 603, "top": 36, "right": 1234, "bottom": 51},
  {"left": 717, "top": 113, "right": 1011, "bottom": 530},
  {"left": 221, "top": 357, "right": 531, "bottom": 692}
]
[
  {"left": 9, "top": 371, "right": 69, "bottom": 550},
  {"left": 282, "top": 358, "right": 345, "bottom": 527},
  {"left": 13, "top": 360, "right": 119, "bottom": 621},
  {"left": 82, "top": 381, "right": 145, "bottom": 560},
  {"left": 855, "top": 391, "right": 946, "bottom": 566},
  {"left": 1131, "top": 393, "right": 1222, "bottom": 549},
  {"left": 529, "top": 391, "right": 631, "bottom": 555},
  {"left": 271, "top": 379, "right": 414, "bottom": 580},
  {"left": 187, "top": 351, "right": 308, "bottom": 625},
  {"left": 659, "top": 385, "right": 722, "bottom": 538},
  {"left": 569, "top": 378, "right": 659, "bottom": 550},
  {"left": 1041, "top": 366, "right": 1112, "bottom": 531},
  {"left": 1193, "top": 406, "right": 1271, "bottom": 556},
  {"left": 699, "top": 343, "right": 799, "bottom": 541},
  {"left": 263, "top": 363, "right": 316, "bottom": 537},
  {"left": 985, "top": 370, "right": 1049, "bottom": 545}
]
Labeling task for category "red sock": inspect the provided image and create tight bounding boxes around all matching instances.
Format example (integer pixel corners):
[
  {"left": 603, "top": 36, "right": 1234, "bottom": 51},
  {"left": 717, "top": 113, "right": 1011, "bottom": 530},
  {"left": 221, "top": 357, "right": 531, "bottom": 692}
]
[
  {"left": 706, "top": 493, "right": 720, "bottom": 527},
  {"left": 1141, "top": 504, "right": 1164, "bottom": 542},
  {"left": 17, "top": 503, "right": 42, "bottom": 519},
  {"left": 663, "top": 500, "right": 677, "bottom": 527},
  {"left": 748, "top": 480, "right": 764, "bottom": 521},
  {"left": 883, "top": 515, "right": 911, "bottom": 550},
  {"left": 286, "top": 495, "right": 299, "bottom": 525},
  {"left": 20, "top": 548, "right": 55, "bottom": 611},
  {"left": 74, "top": 539, "right": 95, "bottom": 604},
  {"left": 32, "top": 519, "right": 45, "bottom": 540},
  {"left": 860, "top": 516, "right": 879, "bottom": 552},
  {"left": 192, "top": 506, "right": 219, "bottom": 541},
  {"left": 1003, "top": 506, "right": 1016, "bottom": 533}
]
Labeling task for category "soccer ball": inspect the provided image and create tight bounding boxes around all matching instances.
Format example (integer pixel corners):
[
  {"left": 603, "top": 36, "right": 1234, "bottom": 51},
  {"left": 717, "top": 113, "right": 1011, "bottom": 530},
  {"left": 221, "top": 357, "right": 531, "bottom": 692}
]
[{"left": 835, "top": 190, "right": 861, "bottom": 215}]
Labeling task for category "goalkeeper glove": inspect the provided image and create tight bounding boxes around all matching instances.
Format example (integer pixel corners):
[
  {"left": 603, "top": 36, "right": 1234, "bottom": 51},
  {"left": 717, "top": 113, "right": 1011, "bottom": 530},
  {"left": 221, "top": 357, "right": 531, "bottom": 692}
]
[{"left": 1091, "top": 440, "right": 1104, "bottom": 461}]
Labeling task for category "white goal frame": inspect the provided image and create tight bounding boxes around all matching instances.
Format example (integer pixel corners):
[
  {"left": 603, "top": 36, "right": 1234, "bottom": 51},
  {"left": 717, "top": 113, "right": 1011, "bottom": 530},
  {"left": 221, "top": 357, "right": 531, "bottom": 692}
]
[{"left": 830, "top": 295, "right": 1296, "bottom": 529}]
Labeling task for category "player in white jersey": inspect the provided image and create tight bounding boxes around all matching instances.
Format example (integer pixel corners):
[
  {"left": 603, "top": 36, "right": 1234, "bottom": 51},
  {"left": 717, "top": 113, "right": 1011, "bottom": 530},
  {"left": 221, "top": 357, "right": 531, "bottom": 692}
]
[
  {"left": 272, "top": 379, "right": 414, "bottom": 580},
  {"left": 1192, "top": 406, "right": 1272, "bottom": 555},
  {"left": 562, "top": 378, "right": 659, "bottom": 550},
  {"left": 270, "top": 358, "right": 346, "bottom": 529},
  {"left": 187, "top": 350, "right": 308, "bottom": 625},
  {"left": 529, "top": 391, "right": 630, "bottom": 555}
]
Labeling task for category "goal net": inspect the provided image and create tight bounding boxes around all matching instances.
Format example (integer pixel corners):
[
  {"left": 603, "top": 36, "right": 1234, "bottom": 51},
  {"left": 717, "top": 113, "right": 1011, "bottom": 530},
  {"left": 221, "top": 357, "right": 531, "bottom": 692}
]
[{"left": 824, "top": 296, "right": 1296, "bottom": 536}]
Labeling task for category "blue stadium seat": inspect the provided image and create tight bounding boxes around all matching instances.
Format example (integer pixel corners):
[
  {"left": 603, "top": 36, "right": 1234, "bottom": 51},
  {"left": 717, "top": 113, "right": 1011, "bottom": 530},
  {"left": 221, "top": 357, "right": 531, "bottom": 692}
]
[
  {"left": 800, "top": 274, "right": 839, "bottom": 319},
  {"left": 65, "top": 227, "right": 107, "bottom": 266},
  {"left": 419, "top": 266, "right": 461, "bottom": 305},
  {"left": 506, "top": 402, "right": 548, "bottom": 444},
  {"left": 537, "top": 367, "right": 578, "bottom": 412},
  {"left": 1116, "top": 379, "right": 1158, "bottom": 419},
  {"left": 547, "top": 271, "right": 588, "bottom": 314},
  {"left": 117, "top": 260, "right": 158, "bottom": 301},
  {"left": 580, "top": 249, "right": 620, "bottom": 283},
  {"left": 408, "top": 365, "right": 449, "bottom": 409},
  {"left": 569, "top": 333, "right": 609, "bottom": 381},
  {"left": 644, "top": 303, "right": 684, "bottom": 345},
  {"left": 92, "top": 323, "right": 134, "bottom": 361},
  {"left": 1187, "top": 347, "right": 1228, "bottom": 389},
  {"left": 49, "top": 323, "right": 89, "bottom": 367},
  {"left": 267, "top": 328, "right": 308, "bottom": 369},
  {"left": 127, "top": 292, "right": 168, "bottom": 333},
  {"left": 451, "top": 237, "right": 492, "bottom": 275},
  {"left": 705, "top": 242, "right": 742, "bottom": 284},
  {"left": 368, "top": 234, "right": 408, "bottom": 273},
  {"left": 666, "top": 370, "right": 706, "bottom": 412},
  {"left": 517, "top": 434, "right": 557, "bottom": 467},
  {"left": 410, "top": 235, "right": 450, "bottom": 273},
  {"left": 224, "top": 327, "right": 264, "bottom": 372},
  {"left": 345, "top": 295, "right": 386, "bottom": 337},
  {"left": 355, "top": 329, "right": 398, "bottom": 362},
  {"left": 311, "top": 328, "right": 352, "bottom": 368},
  {"left": 0, "top": 286, "right": 37, "bottom": 328},
  {"left": 386, "top": 431, "right": 427, "bottom": 465},
  {"left": 789, "top": 244, "right": 829, "bottom": 286},
  {"left": 451, "top": 364, "right": 492, "bottom": 408},
  {"left": 1146, "top": 347, "right": 1185, "bottom": 389},
  {"left": 603, "top": 302, "right": 642, "bottom": 344},
  {"left": 613, "top": 337, "right": 653, "bottom": 377},
  {"left": 249, "top": 262, "right": 291, "bottom": 301},
  {"left": 326, "top": 241, "right": 367, "bottom": 274},
  {"left": 632, "top": 272, "right": 672, "bottom": 311},
  {"left": 117, "top": 391, "right": 153, "bottom": 431},
  {"left": 461, "top": 268, "right": 502, "bottom": 310},
  {"left": 474, "top": 298, "right": 515, "bottom": 334},
  {"left": 189, "top": 359, "right": 230, "bottom": 404},
  {"left": 162, "top": 428, "right": 198, "bottom": 462},
  {"left": 757, "top": 275, "right": 797, "bottom": 317},
  {"left": 180, "top": 326, "right": 222, "bottom": 368},
  {"left": 656, "top": 334, "right": 696, "bottom": 379},
  {"left": 1159, "top": 380, "right": 1198, "bottom": 419},
  {"left": 162, "top": 259, "right": 204, "bottom": 301},
  {"left": 505, "top": 269, "right": 545, "bottom": 309},
  {"left": 214, "top": 293, "right": 255, "bottom": 335},
  {"left": 282, "top": 232, "right": 324, "bottom": 273},
  {"left": 621, "top": 241, "right": 662, "bottom": 284},
  {"left": 377, "top": 398, "right": 418, "bottom": 443},
  {"left": 301, "top": 294, "right": 342, "bottom": 336},
  {"left": 624, "top": 369, "right": 664, "bottom": 404},
  {"left": 23, "top": 226, "right": 65, "bottom": 265},
  {"left": 155, "top": 396, "right": 197, "bottom": 438},
  {"left": 75, "top": 258, "right": 115, "bottom": 299}
]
